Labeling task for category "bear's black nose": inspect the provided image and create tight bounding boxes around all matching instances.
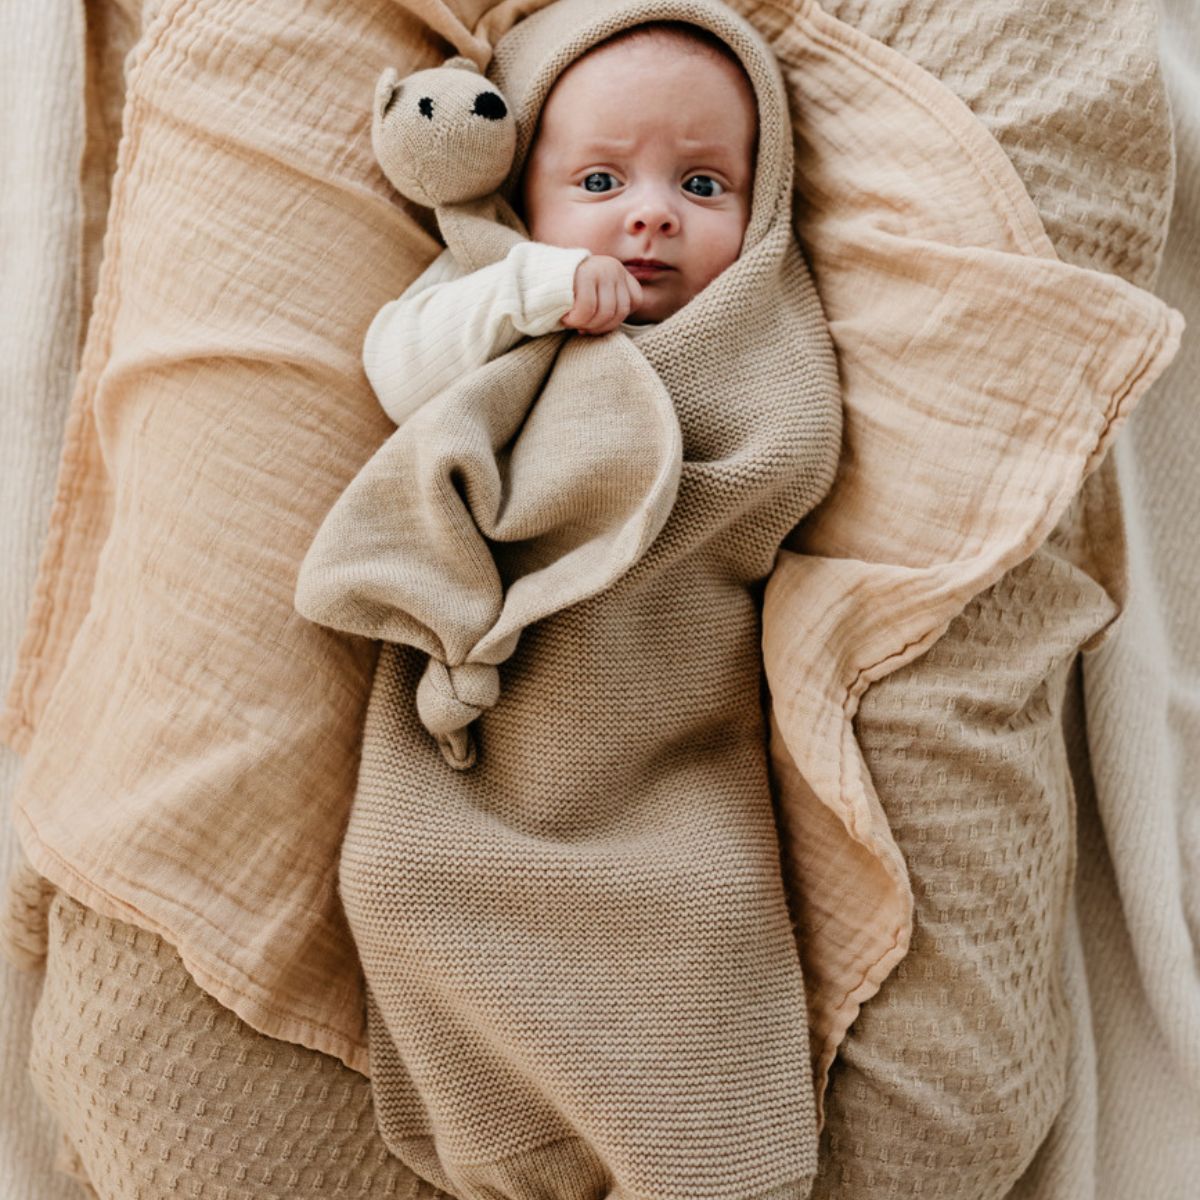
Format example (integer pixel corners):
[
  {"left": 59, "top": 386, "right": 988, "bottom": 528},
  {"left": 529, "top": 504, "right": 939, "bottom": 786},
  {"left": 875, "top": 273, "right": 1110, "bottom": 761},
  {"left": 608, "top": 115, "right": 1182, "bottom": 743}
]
[
  {"left": 418, "top": 96, "right": 434, "bottom": 119},
  {"left": 472, "top": 91, "right": 507, "bottom": 120}
]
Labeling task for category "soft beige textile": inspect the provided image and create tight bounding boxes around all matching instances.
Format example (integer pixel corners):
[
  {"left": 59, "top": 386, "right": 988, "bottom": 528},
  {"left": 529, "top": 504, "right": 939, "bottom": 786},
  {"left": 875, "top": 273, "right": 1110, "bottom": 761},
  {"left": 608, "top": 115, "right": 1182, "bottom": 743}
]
[
  {"left": 1051, "top": 0, "right": 1200, "bottom": 1184},
  {"left": 294, "top": 3, "right": 839, "bottom": 1193},
  {"left": 28, "top": 888, "right": 449, "bottom": 1200},
  {"left": 0, "top": 0, "right": 1183, "bottom": 1181},
  {"left": 0, "top": 5, "right": 87, "bottom": 1193},
  {"left": 757, "top": 3, "right": 1180, "bottom": 1122},
  {"left": 0, "top": 1, "right": 141, "bottom": 1196},
  {"left": 785, "top": 0, "right": 1199, "bottom": 1193}
]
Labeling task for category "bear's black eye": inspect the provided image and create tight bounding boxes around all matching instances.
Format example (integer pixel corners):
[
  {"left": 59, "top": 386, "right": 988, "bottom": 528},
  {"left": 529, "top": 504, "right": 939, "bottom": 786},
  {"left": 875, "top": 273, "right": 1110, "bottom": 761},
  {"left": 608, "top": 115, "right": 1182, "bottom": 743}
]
[
  {"left": 418, "top": 96, "right": 434, "bottom": 119},
  {"left": 472, "top": 91, "right": 507, "bottom": 120}
]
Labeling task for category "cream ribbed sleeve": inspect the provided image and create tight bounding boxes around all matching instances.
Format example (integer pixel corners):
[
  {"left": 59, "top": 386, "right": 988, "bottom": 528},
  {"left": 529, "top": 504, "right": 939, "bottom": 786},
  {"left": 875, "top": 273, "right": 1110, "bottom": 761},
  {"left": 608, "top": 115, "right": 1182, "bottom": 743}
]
[{"left": 362, "top": 240, "right": 590, "bottom": 425}]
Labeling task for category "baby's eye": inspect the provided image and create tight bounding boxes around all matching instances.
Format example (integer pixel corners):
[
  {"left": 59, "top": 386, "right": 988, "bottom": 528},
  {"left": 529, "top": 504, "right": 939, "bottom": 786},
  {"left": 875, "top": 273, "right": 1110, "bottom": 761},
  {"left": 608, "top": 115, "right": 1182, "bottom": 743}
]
[
  {"left": 581, "top": 171, "right": 619, "bottom": 193},
  {"left": 683, "top": 174, "right": 724, "bottom": 198}
]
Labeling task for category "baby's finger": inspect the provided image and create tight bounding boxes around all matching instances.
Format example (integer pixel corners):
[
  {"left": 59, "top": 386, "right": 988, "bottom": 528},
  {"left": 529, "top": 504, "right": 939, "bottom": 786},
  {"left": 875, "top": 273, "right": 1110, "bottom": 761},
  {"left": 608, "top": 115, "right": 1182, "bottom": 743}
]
[
  {"left": 615, "top": 276, "right": 640, "bottom": 321},
  {"left": 563, "top": 273, "right": 599, "bottom": 328},
  {"left": 578, "top": 282, "right": 616, "bottom": 335},
  {"left": 591, "top": 278, "right": 620, "bottom": 331}
]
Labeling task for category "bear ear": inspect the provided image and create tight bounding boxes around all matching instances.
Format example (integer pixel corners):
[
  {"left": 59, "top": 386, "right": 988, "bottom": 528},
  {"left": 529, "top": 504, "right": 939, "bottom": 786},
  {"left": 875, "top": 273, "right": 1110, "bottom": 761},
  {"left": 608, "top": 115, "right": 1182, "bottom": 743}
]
[
  {"left": 374, "top": 67, "right": 401, "bottom": 120},
  {"left": 442, "top": 55, "right": 483, "bottom": 74}
]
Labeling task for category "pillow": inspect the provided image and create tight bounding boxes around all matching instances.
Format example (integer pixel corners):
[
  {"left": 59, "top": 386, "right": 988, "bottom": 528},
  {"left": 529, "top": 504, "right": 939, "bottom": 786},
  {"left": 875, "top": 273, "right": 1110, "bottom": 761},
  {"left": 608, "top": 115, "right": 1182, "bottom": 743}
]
[{"left": 0, "top": 0, "right": 457, "bottom": 1067}]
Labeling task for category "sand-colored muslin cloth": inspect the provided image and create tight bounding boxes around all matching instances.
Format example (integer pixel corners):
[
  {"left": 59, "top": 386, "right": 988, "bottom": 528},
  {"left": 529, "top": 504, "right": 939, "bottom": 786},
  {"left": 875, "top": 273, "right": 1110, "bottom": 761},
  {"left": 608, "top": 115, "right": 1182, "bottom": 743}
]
[
  {"left": 0, "top": 0, "right": 1184, "bottom": 1188},
  {"left": 293, "top": 3, "right": 840, "bottom": 1193}
]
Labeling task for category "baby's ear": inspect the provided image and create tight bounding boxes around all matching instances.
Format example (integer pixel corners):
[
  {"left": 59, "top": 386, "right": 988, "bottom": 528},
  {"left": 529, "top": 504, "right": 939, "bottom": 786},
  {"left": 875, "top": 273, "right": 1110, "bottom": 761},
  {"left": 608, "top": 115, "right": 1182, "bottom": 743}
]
[{"left": 371, "top": 61, "right": 516, "bottom": 209}]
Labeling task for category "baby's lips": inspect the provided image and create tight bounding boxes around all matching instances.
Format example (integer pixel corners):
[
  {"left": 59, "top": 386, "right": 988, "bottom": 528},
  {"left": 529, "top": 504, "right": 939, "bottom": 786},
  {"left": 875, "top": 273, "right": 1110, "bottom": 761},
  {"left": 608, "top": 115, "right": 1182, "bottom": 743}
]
[{"left": 623, "top": 261, "right": 670, "bottom": 284}]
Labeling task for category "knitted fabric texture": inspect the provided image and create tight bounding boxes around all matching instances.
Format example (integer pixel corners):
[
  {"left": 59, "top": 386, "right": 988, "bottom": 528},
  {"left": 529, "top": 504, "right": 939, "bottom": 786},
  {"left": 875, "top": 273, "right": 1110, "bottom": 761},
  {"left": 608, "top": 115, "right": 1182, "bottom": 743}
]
[
  {"left": 293, "top": 0, "right": 840, "bottom": 1196},
  {"left": 28, "top": 889, "right": 451, "bottom": 1200}
]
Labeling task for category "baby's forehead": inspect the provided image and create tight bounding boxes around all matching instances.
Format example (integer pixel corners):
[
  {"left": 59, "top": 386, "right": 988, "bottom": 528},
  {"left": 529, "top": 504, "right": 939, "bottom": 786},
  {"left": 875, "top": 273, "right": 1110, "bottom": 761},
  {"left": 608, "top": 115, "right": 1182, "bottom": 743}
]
[
  {"left": 530, "top": 34, "right": 757, "bottom": 148},
  {"left": 565, "top": 31, "right": 743, "bottom": 88}
]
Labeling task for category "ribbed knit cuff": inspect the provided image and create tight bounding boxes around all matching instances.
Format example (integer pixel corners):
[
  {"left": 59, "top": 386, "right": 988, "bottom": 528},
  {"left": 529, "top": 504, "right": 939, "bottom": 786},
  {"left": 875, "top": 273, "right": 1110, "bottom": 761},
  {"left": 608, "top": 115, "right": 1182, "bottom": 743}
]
[{"left": 507, "top": 240, "right": 591, "bottom": 335}]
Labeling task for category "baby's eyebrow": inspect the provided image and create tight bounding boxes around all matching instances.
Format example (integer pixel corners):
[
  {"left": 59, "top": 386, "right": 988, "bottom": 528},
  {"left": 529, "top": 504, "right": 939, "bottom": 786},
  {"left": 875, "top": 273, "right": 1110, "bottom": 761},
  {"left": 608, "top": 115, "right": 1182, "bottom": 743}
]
[
  {"left": 576, "top": 137, "right": 636, "bottom": 154},
  {"left": 573, "top": 136, "right": 741, "bottom": 166},
  {"left": 675, "top": 138, "right": 735, "bottom": 155}
]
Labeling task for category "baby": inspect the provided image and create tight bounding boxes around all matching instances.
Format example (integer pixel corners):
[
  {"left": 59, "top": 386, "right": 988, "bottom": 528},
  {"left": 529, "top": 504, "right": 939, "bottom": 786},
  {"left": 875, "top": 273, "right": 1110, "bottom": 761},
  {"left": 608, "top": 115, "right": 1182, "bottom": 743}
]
[
  {"left": 362, "top": 22, "right": 759, "bottom": 424},
  {"left": 296, "top": 2, "right": 844, "bottom": 1191},
  {"left": 521, "top": 22, "right": 757, "bottom": 331}
]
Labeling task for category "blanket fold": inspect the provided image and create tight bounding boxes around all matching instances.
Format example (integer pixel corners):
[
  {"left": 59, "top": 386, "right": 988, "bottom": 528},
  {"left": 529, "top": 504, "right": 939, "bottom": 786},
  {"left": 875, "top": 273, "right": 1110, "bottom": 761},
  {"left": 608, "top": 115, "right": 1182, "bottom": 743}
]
[
  {"left": 757, "top": 0, "right": 1185, "bottom": 1126},
  {"left": 297, "top": 312, "right": 684, "bottom": 768}
]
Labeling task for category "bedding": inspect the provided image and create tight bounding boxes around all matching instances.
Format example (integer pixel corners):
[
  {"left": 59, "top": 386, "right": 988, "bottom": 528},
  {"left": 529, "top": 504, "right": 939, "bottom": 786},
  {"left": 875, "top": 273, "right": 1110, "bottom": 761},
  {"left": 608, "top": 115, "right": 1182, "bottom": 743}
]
[
  {"left": 26, "top": 888, "right": 448, "bottom": 1200},
  {"left": 785, "top": 0, "right": 1196, "bottom": 1191},
  {"left": 1062, "top": 0, "right": 1200, "bottom": 1183},
  {"left": 0, "top": 0, "right": 1194, "bottom": 1194},
  {"left": 0, "top": 2, "right": 140, "bottom": 1197}
]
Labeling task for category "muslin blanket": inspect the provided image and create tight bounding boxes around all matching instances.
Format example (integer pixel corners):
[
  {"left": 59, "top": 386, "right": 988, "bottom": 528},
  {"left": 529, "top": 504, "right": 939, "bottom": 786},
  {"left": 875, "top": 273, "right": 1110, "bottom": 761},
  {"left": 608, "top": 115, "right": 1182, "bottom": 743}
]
[
  {"left": 293, "top": 3, "right": 839, "bottom": 1192},
  {"left": 0, "top": 0, "right": 1187, "bottom": 1194}
]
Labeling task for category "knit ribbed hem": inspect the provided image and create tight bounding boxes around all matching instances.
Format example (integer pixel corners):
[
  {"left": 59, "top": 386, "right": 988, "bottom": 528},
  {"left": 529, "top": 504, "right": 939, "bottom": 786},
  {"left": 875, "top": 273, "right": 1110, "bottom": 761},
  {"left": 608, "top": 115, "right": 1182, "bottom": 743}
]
[{"left": 392, "top": 1132, "right": 816, "bottom": 1200}]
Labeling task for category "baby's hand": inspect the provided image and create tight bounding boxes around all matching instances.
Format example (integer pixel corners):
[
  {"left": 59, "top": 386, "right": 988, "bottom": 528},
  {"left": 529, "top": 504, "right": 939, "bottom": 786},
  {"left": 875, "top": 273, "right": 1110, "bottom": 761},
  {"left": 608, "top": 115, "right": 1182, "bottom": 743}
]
[{"left": 561, "top": 256, "right": 643, "bottom": 335}]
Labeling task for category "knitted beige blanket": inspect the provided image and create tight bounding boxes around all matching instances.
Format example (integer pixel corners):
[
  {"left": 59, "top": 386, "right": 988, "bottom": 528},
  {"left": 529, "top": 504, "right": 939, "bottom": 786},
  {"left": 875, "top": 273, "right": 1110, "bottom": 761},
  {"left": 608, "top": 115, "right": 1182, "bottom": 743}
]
[{"left": 294, "top": 2, "right": 841, "bottom": 1195}]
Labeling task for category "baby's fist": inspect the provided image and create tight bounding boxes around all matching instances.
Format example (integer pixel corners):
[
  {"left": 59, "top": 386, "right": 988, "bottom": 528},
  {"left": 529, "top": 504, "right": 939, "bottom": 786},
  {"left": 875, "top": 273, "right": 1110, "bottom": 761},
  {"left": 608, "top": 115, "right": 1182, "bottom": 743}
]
[{"left": 562, "top": 256, "right": 643, "bottom": 335}]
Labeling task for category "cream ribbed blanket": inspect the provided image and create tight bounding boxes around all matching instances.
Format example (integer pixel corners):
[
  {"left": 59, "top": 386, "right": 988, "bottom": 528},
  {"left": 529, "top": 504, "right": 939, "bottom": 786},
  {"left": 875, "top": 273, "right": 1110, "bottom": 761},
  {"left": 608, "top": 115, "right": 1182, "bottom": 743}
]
[
  {"left": 0, "top": 7, "right": 89, "bottom": 1195},
  {"left": 2, "top": 0, "right": 1196, "bottom": 1195}
]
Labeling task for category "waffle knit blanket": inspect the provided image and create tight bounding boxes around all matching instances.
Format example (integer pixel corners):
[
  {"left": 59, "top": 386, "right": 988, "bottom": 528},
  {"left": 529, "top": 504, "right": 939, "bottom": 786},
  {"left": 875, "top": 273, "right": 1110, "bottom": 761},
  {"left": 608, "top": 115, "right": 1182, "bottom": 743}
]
[{"left": 293, "top": 2, "right": 841, "bottom": 1194}]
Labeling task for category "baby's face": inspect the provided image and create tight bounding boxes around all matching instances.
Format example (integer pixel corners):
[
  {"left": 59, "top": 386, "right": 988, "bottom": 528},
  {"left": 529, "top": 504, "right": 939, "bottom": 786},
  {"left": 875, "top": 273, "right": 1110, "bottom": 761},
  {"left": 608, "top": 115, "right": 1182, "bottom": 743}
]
[{"left": 520, "top": 37, "right": 757, "bottom": 324}]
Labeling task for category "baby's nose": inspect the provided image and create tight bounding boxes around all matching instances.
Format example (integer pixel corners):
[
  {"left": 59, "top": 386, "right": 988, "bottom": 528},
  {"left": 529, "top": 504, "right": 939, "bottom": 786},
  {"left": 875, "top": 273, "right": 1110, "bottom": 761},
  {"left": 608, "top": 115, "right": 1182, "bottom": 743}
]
[{"left": 625, "top": 201, "right": 680, "bottom": 236}]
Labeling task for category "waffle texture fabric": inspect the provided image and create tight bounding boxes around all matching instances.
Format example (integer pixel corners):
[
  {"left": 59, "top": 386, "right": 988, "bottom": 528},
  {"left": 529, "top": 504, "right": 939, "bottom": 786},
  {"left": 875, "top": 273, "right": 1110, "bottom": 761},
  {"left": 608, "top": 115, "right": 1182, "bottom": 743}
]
[
  {"left": 0, "top": 0, "right": 1184, "bottom": 1191},
  {"left": 293, "top": 1, "right": 840, "bottom": 1194},
  {"left": 27, "top": 888, "right": 451, "bottom": 1200}
]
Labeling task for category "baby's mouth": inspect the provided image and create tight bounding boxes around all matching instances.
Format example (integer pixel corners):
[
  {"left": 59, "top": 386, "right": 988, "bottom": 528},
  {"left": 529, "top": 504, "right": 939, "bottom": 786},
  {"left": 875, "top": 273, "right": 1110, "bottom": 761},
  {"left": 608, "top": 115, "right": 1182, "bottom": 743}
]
[{"left": 623, "top": 258, "right": 674, "bottom": 280}]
